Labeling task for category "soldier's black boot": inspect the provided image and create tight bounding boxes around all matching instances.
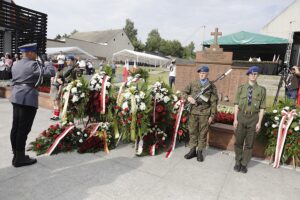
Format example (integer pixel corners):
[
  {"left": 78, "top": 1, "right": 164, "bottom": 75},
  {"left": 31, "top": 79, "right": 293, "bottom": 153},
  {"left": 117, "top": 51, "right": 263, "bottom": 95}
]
[
  {"left": 14, "top": 150, "right": 37, "bottom": 168},
  {"left": 233, "top": 164, "right": 241, "bottom": 172},
  {"left": 197, "top": 150, "right": 204, "bottom": 162},
  {"left": 240, "top": 165, "right": 248, "bottom": 173},
  {"left": 184, "top": 147, "right": 197, "bottom": 159}
]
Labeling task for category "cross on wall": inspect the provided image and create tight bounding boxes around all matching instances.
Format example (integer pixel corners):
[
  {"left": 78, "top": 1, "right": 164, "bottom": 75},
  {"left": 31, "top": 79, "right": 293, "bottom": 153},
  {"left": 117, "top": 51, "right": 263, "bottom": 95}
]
[{"left": 211, "top": 28, "right": 222, "bottom": 45}]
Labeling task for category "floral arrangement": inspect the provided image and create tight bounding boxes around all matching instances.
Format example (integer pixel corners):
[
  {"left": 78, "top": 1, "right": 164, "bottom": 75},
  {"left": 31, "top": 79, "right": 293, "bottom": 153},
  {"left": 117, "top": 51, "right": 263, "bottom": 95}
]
[
  {"left": 260, "top": 101, "right": 300, "bottom": 167},
  {"left": 215, "top": 105, "right": 234, "bottom": 125},
  {"left": 142, "top": 125, "right": 168, "bottom": 155},
  {"left": 115, "top": 85, "right": 149, "bottom": 141},
  {"left": 61, "top": 78, "right": 89, "bottom": 123},
  {"left": 37, "top": 86, "right": 50, "bottom": 93},
  {"left": 87, "top": 72, "right": 115, "bottom": 122},
  {"left": 30, "top": 123, "right": 88, "bottom": 155},
  {"left": 78, "top": 122, "right": 114, "bottom": 153},
  {"left": 171, "top": 95, "right": 189, "bottom": 142}
]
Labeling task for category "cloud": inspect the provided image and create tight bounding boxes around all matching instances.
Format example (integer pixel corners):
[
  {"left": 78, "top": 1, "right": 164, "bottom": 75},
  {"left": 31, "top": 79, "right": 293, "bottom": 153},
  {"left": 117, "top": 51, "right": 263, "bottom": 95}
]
[{"left": 14, "top": 0, "right": 294, "bottom": 50}]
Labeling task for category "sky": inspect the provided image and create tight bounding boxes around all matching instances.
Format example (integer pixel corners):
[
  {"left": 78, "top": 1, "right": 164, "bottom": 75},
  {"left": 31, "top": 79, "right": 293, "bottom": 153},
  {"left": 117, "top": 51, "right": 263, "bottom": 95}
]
[{"left": 13, "top": 0, "right": 295, "bottom": 50}]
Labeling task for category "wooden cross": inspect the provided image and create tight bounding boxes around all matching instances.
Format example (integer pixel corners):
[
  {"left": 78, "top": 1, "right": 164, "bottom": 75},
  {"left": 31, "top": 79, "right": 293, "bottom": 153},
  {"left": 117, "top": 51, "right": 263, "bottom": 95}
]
[{"left": 211, "top": 28, "right": 222, "bottom": 45}]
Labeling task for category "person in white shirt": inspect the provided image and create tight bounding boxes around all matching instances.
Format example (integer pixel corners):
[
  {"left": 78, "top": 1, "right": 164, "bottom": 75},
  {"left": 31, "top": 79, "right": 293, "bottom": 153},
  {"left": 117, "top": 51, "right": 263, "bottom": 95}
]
[
  {"left": 56, "top": 51, "right": 65, "bottom": 68},
  {"left": 168, "top": 59, "right": 176, "bottom": 88}
]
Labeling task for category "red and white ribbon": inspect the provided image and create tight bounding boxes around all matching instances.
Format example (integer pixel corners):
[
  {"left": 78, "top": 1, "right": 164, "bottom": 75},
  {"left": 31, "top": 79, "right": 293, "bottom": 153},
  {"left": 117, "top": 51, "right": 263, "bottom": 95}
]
[
  {"left": 166, "top": 100, "right": 184, "bottom": 158},
  {"left": 100, "top": 75, "right": 109, "bottom": 114},
  {"left": 273, "top": 109, "right": 297, "bottom": 168},
  {"left": 46, "top": 125, "right": 75, "bottom": 156},
  {"left": 150, "top": 144, "right": 156, "bottom": 156},
  {"left": 87, "top": 123, "right": 101, "bottom": 138}
]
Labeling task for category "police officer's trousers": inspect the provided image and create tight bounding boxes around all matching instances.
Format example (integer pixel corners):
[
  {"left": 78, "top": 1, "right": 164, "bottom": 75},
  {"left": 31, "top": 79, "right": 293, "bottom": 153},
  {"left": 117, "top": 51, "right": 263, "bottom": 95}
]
[
  {"left": 234, "top": 112, "right": 259, "bottom": 166},
  {"left": 10, "top": 103, "right": 37, "bottom": 151},
  {"left": 188, "top": 114, "right": 209, "bottom": 150}
]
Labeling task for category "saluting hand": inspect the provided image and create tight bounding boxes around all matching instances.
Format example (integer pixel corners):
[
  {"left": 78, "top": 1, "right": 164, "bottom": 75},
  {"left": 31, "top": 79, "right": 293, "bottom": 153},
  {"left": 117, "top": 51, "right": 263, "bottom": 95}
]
[{"left": 187, "top": 96, "right": 196, "bottom": 104}]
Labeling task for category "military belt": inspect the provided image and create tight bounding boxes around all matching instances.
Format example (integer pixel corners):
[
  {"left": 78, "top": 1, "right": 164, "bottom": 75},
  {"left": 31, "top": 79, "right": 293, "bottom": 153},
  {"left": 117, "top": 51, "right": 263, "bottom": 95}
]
[
  {"left": 14, "top": 83, "right": 35, "bottom": 88},
  {"left": 240, "top": 110, "right": 258, "bottom": 115}
]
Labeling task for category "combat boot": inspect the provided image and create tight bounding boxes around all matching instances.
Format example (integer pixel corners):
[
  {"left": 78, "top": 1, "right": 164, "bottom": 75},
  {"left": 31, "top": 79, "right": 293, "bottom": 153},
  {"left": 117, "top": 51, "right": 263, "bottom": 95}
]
[
  {"left": 184, "top": 147, "right": 197, "bottom": 159},
  {"left": 197, "top": 150, "right": 204, "bottom": 162},
  {"left": 14, "top": 150, "right": 37, "bottom": 168}
]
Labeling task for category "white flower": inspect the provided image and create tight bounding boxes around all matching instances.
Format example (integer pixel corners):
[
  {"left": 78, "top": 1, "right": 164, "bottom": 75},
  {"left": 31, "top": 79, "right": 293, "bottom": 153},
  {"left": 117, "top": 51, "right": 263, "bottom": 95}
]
[
  {"left": 294, "top": 126, "right": 300, "bottom": 131},
  {"left": 163, "top": 96, "right": 170, "bottom": 103},
  {"left": 123, "top": 92, "right": 131, "bottom": 99},
  {"left": 71, "top": 87, "right": 77, "bottom": 94},
  {"left": 172, "top": 95, "right": 178, "bottom": 102},
  {"left": 162, "top": 137, "right": 166, "bottom": 140},
  {"left": 80, "top": 93, "right": 85, "bottom": 98},
  {"left": 95, "top": 84, "right": 101, "bottom": 90},
  {"left": 176, "top": 90, "right": 181, "bottom": 94},
  {"left": 77, "top": 131, "right": 81, "bottom": 135},
  {"left": 106, "top": 82, "right": 111, "bottom": 88},
  {"left": 84, "top": 133, "right": 88, "bottom": 137},
  {"left": 90, "top": 79, "right": 97, "bottom": 85},
  {"left": 284, "top": 106, "right": 290, "bottom": 111},
  {"left": 79, "top": 139, "right": 83, "bottom": 143},
  {"left": 272, "top": 124, "right": 278, "bottom": 128},
  {"left": 139, "top": 102, "right": 146, "bottom": 111},
  {"left": 264, "top": 122, "right": 268, "bottom": 127},
  {"left": 72, "top": 95, "right": 79, "bottom": 103},
  {"left": 122, "top": 101, "right": 129, "bottom": 110},
  {"left": 139, "top": 91, "right": 145, "bottom": 99},
  {"left": 273, "top": 110, "right": 278, "bottom": 114},
  {"left": 77, "top": 82, "right": 82, "bottom": 87},
  {"left": 274, "top": 116, "right": 280, "bottom": 121}
]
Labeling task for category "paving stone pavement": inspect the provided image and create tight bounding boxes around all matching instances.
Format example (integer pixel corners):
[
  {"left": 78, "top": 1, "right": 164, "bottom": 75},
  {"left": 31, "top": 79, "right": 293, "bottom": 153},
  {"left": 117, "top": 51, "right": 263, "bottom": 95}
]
[{"left": 0, "top": 98, "right": 299, "bottom": 200}]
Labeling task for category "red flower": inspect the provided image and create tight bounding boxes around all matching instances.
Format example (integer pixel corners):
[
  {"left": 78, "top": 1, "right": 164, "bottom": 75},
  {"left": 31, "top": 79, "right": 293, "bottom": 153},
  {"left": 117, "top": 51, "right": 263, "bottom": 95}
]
[
  {"left": 181, "top": 116, "right": 187, "bottom": 123},
  {"left": 128, "top": 116, "right": 132, "bottom": 121},
  {"left": 172, "top": 113, "right": 177, "bottom": 119},
  {"left": 137, "top": 113, "right": 143, "bottom": 119},
  {"left": 42, "top": 130, "right": 47, "bottom": 136},
  {"left": 53, "top": 134, "right": 58, "bottom": 139},
  {"left": 124, "top": 108, "right": 129, "bottom": 112},
  {"left": 287, "top": 130, "right": 292, "bottom": 135},
  {"left": 286, "top": 144, "right": 292, "bottom": 148},
  {"left": 50, "top": 125, "right": 56, "bottom": 131},
  {"left": 36, "top": 143, "right": 41, "bottom": 149},
  {"left": 58, "top": 143, "right": 63, "bottom": 150},
  {"left": 156, "top": 105, "right": 164, "bottom": 113},
  {"left": 137, "top": 119, "right": 141, "bottom": 124},
  {"left": 114, "top": 106, "right": 121, "bottom": 110},
  {"left": 298, "top": 139, "right": 300, "bottom": 143},
  {"left": 178, "top": 130, "right": 183, "bottom": 136},
  {"left": 162, "top": 112, "right": 167, "bottom": 115}
]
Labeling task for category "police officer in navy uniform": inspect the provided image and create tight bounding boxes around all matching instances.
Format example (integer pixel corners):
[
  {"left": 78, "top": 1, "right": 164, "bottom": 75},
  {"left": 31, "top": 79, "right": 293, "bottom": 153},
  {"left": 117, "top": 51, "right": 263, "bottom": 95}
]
[{"left": 10, "top": 43, "right": 55, "bottom": 167}]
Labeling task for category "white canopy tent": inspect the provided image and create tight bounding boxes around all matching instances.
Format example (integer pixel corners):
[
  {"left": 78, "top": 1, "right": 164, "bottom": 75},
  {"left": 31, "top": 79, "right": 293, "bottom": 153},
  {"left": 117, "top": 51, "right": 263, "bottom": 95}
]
[
  {"left": 46, "top": 47, "right": 97, "bottom": 60},
  {"left": 112, "top": 49, "right": 170, "bottom": 67}
]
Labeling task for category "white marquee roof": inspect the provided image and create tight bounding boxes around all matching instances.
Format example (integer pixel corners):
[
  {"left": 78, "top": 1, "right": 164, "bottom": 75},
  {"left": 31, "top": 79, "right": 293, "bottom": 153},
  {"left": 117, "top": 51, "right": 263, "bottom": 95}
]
[
  {"left": 113, "top": 49, "right": 170, "bottom": 67},
  {"left": 46, "top": 47, "right": 97, "bottom": 60}
]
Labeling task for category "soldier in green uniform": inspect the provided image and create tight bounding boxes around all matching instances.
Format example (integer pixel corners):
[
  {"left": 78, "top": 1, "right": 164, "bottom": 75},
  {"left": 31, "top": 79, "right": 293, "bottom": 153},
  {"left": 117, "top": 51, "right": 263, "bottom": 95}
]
[
  {"left": 233, "top": 66, "right": 266, "bottom": 173},
  {"left": 182, "top": 66, "right": 218, "bottom": 162}
]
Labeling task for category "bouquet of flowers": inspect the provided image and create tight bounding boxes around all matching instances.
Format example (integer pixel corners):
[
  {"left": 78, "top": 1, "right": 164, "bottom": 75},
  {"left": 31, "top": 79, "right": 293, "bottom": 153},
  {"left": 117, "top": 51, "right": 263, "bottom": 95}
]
[
  {"left": 142, "top": 125, "right": 168, "bottom": 155},
  {"left": 115, "top": 85, "right": 149, "bottom": 142},
  {"left": 61, "top": 78, "right": 89, "bottom": 124},
  {"left": 87, "top": 72, "right": 115, "bottom": 122},
  {"left": 260, "top": 101, "right": 300, "bottom": 167},
  {"left": 78, "top": 122, "right": 114, "bottom": 153},
  {"left": 30, "top": 123, "right": 88, "bottom": 155},
  {"left": 171, "top": 94, "right": 189, "bottom": 142},
  {"left": 215, "top": 105, "right": 234, "bottom": 125}
]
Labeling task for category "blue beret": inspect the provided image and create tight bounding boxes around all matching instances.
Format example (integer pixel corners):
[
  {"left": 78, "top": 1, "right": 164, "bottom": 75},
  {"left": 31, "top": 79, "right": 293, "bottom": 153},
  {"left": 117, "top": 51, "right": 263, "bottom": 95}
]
[
  {"left": 246, "top": 66, "right": 260, "bottom": 75},
  {"left": 197, "top": 66, "right": 209, "bottom": 73},
  {"left": 66, "top": 55, "right": 75, "bottom": 61},
  {"left": 18, "top": 43, "right": 37, "bottom": 52}
]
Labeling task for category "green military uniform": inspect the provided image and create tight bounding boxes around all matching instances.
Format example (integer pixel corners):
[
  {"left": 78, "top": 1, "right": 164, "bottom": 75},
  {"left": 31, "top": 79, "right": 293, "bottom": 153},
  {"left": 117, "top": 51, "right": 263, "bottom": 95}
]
[
  {"left": 234, "top": 82, "right": 266, "bottom": 167},
  {"left": 183, "top": 80, "right": 218, "bottom": 150}
]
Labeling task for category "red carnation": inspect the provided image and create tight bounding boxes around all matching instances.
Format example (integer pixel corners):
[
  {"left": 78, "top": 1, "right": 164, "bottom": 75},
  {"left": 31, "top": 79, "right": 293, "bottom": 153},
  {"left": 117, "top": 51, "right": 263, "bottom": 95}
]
[
  {"left": 156, "top": 105, "right": 164, "bottom": 113},
  {"left": 181, "top": 117, "right": 187, "bottom": 123},
  {"left": 36, "top": 143, "right": 41, "bottom": 149},
  {"left": 53, "top": 134, "right": 58, "bottom": 139},
  {"left": 172, "top": 113, "right": 177, "bottom": 119},
  {"left": 137, "top": 113, "right": 143, "bottom": 119},
  {"left": 124, "top": 108, "right": 129, "bottom": 112},
  {"left": 287, "top": 130, "right": 292, "bottom": 135},
  {"left": 178, "top": 130, "right": 183, "bottom": 136},
  {"left": 128, "top": 116, "right": 132, "bottom": 121},
  {"left": 114, "top": 106, "right": 121, "bottom": 110},
  {"left": 42, "top": 130, "right": 47, "bottom": 136},
  {"left": 137, "top": 119, "right": 141, "bottom": 125}
]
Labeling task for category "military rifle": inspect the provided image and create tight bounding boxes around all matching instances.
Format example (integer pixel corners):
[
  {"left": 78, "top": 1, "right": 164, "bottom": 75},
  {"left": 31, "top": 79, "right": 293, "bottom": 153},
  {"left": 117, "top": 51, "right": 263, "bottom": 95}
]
[{"left": 185, "top": 68, "right": 233, "bottom": 111}]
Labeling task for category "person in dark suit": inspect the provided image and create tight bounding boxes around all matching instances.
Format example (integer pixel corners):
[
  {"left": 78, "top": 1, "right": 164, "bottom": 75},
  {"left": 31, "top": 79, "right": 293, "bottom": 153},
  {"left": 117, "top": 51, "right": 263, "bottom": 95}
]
[{"left": 10, "top": 43, "right": 55, "bottom": 167}]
